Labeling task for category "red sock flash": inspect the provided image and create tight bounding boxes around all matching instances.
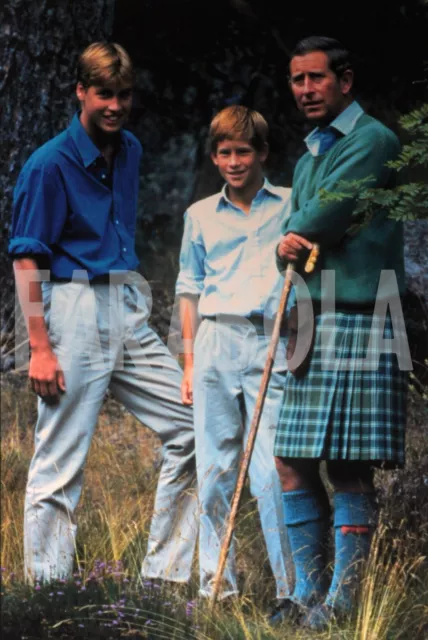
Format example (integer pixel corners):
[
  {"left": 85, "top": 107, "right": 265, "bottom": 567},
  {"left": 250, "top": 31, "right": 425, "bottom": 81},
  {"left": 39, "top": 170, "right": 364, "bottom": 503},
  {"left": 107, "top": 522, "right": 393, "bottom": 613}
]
[{"left": 340, "top": 525, "right": 370, "bottom": 535}]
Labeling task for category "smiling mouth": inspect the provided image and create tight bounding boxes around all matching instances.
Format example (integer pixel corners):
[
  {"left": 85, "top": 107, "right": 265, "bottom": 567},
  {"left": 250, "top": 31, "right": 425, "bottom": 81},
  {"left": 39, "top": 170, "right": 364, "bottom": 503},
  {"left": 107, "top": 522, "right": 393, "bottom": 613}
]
[{"left": 103, "top": 115, "right": 122, "bottom": 123}]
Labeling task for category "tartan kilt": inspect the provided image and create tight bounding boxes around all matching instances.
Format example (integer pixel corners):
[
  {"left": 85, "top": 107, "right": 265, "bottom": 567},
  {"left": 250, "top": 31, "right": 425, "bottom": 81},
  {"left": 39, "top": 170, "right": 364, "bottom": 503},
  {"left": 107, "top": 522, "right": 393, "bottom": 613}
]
[{"left": 274, "top": 311, "right": 408, "bottom": 466}]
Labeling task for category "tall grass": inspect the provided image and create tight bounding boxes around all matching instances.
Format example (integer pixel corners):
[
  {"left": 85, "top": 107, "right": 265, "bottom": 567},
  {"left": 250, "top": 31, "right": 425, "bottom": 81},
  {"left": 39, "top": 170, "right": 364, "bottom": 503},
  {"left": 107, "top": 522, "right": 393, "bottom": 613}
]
[{"left": 1, "top": 374, "right": 427, "bottom": 639}]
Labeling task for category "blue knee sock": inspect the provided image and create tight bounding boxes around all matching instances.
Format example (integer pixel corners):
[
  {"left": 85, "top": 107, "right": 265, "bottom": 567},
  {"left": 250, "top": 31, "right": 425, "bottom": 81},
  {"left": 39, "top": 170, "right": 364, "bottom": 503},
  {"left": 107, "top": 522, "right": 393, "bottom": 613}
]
[
  {"left": 325, "top": 492, "right": 377, "bottom": 612},
  {"left": 282, "top": 489, "right": 330, "bottom": 605}
]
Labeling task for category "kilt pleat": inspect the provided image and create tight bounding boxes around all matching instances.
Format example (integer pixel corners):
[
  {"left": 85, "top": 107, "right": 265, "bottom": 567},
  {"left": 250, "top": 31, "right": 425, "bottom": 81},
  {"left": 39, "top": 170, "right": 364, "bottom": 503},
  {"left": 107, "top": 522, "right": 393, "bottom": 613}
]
[{"left": 274, "top": 311, "right": 408, "bottom": 465}]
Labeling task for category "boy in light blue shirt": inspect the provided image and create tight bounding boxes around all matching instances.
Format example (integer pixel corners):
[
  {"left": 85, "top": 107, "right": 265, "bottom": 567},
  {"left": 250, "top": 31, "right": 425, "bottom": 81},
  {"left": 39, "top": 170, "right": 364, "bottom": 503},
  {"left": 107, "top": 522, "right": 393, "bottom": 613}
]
[{"left": 175, "top": 106, "right": 292, "bottom": 601}]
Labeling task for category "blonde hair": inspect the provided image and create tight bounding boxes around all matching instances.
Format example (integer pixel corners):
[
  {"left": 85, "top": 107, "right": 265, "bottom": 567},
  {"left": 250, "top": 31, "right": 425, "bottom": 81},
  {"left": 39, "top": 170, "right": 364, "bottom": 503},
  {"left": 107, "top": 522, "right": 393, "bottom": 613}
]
[
  {"left": 208, "top": 105, "right": 269, "bottom": 153},
  {"left": 77, "top": 42, "right": 134, "bottom": 88}
]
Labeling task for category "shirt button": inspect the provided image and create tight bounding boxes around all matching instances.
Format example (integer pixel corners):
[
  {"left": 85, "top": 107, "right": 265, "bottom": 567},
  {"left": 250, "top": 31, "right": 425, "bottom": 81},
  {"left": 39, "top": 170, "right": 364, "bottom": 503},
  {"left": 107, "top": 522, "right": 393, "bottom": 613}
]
[
  {"left": 123, "top": 248, "right": 127, "bottom": 252},
  {"left": 115, "top": 220, "right": 119, "bottom": 224}
]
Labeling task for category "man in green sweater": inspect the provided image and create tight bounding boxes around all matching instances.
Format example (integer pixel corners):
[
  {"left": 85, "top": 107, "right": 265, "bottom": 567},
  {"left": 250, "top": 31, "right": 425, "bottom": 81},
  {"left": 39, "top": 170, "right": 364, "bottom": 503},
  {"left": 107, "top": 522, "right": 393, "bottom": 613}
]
[{"left": 271, "top": 36, "right": 410, "bottom": 629}]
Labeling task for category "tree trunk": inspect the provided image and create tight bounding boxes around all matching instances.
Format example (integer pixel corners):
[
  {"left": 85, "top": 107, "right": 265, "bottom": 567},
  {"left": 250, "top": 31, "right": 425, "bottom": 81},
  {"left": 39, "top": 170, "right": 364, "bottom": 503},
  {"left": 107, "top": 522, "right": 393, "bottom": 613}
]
[{"left": 0, "top": 0, "right": 115, "bottom": 369}]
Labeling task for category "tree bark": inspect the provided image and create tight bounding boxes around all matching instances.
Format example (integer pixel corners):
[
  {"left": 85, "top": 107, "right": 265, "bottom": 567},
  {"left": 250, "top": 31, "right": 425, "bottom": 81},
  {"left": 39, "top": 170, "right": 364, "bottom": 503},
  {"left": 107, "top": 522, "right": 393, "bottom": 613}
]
[{"left": 0, "top": 0, "right": 115, "bottom": 368}]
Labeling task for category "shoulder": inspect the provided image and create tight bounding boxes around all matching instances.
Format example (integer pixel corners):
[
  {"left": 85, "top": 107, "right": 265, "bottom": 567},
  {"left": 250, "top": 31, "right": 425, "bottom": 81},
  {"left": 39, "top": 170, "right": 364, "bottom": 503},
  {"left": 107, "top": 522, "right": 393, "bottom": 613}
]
[
  {"left": 15, "top": 131, "right": 71, "bottom": 192},
  {"left": 19, "top": 130, "right": 69, "bottom": 179},
  {"left": 186, "top": 192, "right": 222, "bottom": 220},
  {"left": 269, "top": 185, "right": 292, "bottom": 201},
  {"left": 122, "top": 129, "right": 143, "bottom": 156},
  {"left": 349, "top": 114, "right": 400, "bottom": 153}
]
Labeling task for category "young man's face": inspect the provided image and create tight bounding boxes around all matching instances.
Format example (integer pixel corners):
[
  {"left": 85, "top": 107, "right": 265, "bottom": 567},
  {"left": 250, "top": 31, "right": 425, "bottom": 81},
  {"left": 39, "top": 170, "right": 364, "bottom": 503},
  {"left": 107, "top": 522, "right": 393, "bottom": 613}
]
[
  {"left": 211, "top": 138, "right": 267, "bottom": 193},
  {"left": 289, "top": 51, "right": 353, "bottom": 126},
  {"left": 76, "top": 81, "right": 133, "bottom": 136}
]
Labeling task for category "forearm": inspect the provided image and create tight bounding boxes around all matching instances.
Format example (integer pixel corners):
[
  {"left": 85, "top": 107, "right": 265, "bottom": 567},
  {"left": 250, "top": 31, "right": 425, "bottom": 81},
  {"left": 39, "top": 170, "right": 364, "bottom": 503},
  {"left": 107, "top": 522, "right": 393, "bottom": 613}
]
[
  {"left": 13, "top": 258, "right": 51, "bottom": 352},
  {"left": 179, "top": 294, "right": 200, "bottom": 367}
]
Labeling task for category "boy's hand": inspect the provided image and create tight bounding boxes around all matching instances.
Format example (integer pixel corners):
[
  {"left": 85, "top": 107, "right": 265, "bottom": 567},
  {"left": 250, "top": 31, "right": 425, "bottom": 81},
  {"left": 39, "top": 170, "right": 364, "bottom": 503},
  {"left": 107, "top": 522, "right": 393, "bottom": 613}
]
[
  {"left": 277, "top": 233, "right": 313, "bottom": 263},
  {"left": 29, "top": 346, "right": 66, "bottom": 401},
  {"left": 181, "top": 366, "right": 194, "bottom": 405}
]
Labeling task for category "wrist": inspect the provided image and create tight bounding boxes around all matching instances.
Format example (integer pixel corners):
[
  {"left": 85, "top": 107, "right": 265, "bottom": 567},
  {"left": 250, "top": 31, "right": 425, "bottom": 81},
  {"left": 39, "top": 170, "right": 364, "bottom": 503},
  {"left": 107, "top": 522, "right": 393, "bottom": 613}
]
[
  {"left": 30, "top": 339, "right": 52, "bottom": 353},
  {"left": 182, "top": 354, "right": 194, "bottom": 368}
]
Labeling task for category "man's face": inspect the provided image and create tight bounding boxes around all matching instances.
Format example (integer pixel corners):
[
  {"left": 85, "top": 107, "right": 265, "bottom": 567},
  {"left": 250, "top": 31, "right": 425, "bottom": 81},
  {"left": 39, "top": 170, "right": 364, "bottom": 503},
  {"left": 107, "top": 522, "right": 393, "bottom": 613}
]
[
  {"left": 289, "top": 51, "right": 353, "bottom": 125},
  {"left": 76, "top": 81, "right": 133, "bottom": 136},
  {"left": 211, "top": 138, "right": 267, "bottom": 192}
]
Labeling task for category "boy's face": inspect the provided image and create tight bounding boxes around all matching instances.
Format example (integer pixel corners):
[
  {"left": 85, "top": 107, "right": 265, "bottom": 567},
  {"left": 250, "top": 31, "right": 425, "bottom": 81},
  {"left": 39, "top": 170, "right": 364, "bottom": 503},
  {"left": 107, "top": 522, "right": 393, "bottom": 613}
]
[
  {"left": 211, "top": 138, "right": 267, "bottom": 192},
  {"left": 76, "top": 81, "right": 133, "bottom": 136}
]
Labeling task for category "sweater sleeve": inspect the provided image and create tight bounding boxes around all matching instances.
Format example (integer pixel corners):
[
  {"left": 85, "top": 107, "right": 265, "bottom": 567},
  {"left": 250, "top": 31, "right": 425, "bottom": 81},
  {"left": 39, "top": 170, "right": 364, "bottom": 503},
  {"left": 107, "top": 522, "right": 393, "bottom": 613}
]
[{"left": 283, "top": 126, "right": 400, "bottom": 248}]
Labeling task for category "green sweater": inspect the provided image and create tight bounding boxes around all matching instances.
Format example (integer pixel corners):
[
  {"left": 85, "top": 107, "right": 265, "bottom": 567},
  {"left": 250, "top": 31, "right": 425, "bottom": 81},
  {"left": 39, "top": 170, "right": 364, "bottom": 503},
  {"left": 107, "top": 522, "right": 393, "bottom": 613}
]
[{"left": 278, "top": 113, "right": 406, "bottom": 305}]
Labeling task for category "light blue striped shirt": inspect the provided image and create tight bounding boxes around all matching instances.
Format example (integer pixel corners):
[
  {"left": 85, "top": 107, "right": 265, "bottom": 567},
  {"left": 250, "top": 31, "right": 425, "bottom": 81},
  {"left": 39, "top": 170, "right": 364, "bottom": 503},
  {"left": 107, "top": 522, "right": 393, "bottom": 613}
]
[
  {"left": 304, "top": 101, "right": 364, "bottom": 156},
  {"left": 176, "top": 178, "right": 292, "bottom": 318}
]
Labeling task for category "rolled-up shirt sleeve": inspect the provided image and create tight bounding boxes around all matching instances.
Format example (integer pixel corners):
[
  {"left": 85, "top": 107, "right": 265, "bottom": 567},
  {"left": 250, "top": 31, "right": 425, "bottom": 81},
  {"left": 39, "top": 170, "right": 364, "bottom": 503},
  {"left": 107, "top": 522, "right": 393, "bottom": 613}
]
[
  {"left": 175, "top": 210, "right": 206, "bottom": 296},
  {"left": 8, "top": 162, "right": 68, "bottom": 260}
]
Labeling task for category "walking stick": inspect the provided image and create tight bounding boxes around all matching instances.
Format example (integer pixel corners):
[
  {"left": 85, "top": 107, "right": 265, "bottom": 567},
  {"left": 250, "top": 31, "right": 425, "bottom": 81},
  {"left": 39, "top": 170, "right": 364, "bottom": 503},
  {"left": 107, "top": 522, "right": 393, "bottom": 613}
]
[{"left": 209, "top": 243, "right": 320, "bottom": 608}]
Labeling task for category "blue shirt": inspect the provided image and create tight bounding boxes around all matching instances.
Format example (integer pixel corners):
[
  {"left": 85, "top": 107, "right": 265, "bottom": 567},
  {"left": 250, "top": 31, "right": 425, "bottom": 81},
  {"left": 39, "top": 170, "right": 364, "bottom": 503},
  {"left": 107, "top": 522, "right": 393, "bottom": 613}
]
[
  {"left": 8, "top": 113, "right": 142, "bottom": 280},
  {"left": 304, "top": 101, "right": 364, "bottom": 157},
  {"left": 176, "top": 179, "right": 292, "bottom": 318}
]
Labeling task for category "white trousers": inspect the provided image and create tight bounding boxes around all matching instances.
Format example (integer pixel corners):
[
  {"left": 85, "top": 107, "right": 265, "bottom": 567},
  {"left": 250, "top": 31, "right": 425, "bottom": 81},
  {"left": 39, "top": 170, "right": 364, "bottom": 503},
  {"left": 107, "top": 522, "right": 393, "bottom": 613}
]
[
  {"left": 24, "top": 278, "right": 198, "bottom": 583},
  {"left": 193, "top": 318, "right": 292, "bottom": 599}
]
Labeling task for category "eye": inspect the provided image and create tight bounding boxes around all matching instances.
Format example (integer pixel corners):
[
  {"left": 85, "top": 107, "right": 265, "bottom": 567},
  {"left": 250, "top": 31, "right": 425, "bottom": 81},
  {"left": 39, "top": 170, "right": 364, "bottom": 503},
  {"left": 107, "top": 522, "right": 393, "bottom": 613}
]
[{"left": 291, "top": 76, "right": 304, "bottom": 87}]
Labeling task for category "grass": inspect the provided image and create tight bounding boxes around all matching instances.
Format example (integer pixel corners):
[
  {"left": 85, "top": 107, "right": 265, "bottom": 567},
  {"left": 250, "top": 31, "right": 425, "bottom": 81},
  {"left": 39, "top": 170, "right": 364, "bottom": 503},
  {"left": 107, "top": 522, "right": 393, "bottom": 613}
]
[{"left": 1, "top": 373, "right": 428, "bottom": 639}]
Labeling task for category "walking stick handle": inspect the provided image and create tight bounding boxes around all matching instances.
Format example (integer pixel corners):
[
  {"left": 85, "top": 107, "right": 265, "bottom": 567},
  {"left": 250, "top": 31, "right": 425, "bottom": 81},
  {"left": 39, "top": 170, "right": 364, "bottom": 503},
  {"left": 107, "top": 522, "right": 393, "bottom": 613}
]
[{"left": 304, "top": 243, "right": 320, "bottom": 273}]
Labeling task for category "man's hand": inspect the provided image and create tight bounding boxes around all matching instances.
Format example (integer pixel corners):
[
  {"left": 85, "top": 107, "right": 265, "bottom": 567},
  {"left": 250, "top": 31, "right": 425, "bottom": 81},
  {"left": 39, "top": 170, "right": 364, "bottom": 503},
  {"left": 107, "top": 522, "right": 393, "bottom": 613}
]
[
  {"left": 181, "top": 365, "right": 193, "bottom": 405},
  {"left": 29, "top": 346, "right": 66, "bottom": 401},
  {"left": 277, "top": 233, "right": 313, "bottom": 263}
]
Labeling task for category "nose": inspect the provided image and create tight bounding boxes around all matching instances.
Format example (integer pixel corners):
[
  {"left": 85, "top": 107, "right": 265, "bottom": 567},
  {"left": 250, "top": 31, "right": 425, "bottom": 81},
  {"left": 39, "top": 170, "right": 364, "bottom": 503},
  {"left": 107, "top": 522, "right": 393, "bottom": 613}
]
[
  {"left": 228, "top": 152, "right": 240, "bottom": 166},
  {"left": 302, "top": 76, "right": 315, "bottom": 95},
  {"left": 108, "top": 96, "right": 121, "bottom": 112}
]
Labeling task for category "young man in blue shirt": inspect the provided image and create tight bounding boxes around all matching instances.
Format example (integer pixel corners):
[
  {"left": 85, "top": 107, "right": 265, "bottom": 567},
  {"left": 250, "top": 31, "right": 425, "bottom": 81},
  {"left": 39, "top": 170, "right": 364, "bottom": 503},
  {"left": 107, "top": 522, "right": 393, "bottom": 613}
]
[
  {"left": 9, "top": 42, "right": 198, "bottom": 584},
  {"left": 176, "top": 106, "right": 292, "bottom": 602}
]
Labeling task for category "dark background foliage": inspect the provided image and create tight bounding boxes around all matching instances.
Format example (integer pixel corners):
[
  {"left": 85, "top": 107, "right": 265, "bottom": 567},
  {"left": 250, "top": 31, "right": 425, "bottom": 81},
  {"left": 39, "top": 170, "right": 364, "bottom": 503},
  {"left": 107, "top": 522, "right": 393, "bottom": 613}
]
[
  {"left": 110, "top": 0, "right": 428, "bottom": 275},
  {"left": 1, "top": 0, "right": 427, "bottom": 368}
]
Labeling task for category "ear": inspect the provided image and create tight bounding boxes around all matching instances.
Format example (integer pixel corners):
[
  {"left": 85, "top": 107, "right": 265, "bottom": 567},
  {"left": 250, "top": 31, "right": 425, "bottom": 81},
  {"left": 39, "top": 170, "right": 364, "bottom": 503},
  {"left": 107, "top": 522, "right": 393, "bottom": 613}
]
[
  {"left": 76, "top": 82, "right": 86, "bottom": 102},
  {"left": 259, "top": 142, "right": 269, "bottom": 163},
  {"left": 211, "top": 151, "right": 219, "bottom": 167},
  {"left": 340, "top": 69, "right": 354, "bottom": 96}
]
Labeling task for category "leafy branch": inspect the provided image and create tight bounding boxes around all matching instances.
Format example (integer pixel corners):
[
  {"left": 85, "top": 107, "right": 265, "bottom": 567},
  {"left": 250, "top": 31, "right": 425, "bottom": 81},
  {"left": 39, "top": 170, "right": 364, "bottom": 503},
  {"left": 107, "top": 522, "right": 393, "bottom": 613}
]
[{"left": 319, "top": 103, "right": 428, "bottom": 229}]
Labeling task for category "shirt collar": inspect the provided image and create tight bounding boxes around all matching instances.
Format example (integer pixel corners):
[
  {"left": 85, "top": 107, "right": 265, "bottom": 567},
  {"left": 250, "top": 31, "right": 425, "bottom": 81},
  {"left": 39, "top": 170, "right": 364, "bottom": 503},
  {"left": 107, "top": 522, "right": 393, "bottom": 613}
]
[
  {"left": 304, "top": 101, "right": 364, "bottom": 157},
  {"left": 330, "top": 100, "right": 364, "bottom": 136},
  {"left": 69, "top": 112, "right": 125, "bottom": 168},
  {"left": 217, "top": 177, "right": 283, "bottom": 211}
]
